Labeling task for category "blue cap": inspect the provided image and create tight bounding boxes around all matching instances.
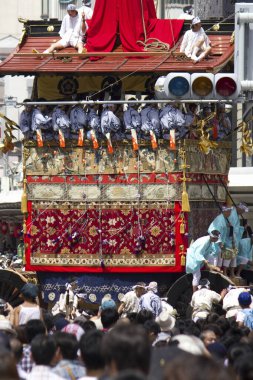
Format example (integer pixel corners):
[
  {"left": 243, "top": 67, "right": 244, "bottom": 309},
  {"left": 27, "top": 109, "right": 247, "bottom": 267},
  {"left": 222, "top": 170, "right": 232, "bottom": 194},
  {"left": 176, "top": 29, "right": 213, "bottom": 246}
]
[
  {"left": 238, "top": 292, "right": 252, "bottom": 306},
  {"left": 101, "top": 299, "right": 116, "bottom": 310},
  {"left": 21, "top": 283, "right": 39, "bottom": 298}
]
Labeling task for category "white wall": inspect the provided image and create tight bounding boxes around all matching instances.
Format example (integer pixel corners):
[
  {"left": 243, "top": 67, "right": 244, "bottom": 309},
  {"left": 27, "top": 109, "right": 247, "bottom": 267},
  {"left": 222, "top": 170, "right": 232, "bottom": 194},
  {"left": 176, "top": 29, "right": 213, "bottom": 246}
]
[{"left": 0, "top": 0, "right": 41, "bottom": 39}]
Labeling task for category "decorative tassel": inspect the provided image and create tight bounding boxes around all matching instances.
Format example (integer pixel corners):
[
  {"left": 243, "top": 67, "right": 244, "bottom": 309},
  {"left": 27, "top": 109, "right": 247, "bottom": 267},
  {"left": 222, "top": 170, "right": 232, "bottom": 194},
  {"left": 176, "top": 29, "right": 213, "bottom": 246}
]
[
  {"left": 150, "top": 130, "right": 157, "bottom": 150},
  {"left": 21, "top": 179, "right": 28, "bottom": 214},
  {"left": 180, "top": 244, "right": 186, "bottom": 266},
  {"left": 170, "top": 129, "right": 176, "bottom": 150},
  {"left": 180, "top": 253, "right": 186, "bottom": 266},
  {"left": 90, "top": 129, "right": 99, "bottom": 149},
  {"left": 131, "top": 129, "right": 139, "bottom": 151},
  {"left": 77, "top": 129, "right": 84, "bottom": 147},
  {"left": 36, "top": 129, "right": 43, "bottom": 147},
  {"left": 22, "top": 220, "right": 27, "bottom": 234},
  {"left": 100, "top": 260, "right": 106, "bottom": 269},
  {"left": 180, "top": 222, "right": 185, "bottom": 234},
  {"left": 59, "top": 129, "right": 65, "bottom": 148},
  {"left": 181, "top": 183, "right": 190, "bottom": 212},
  {"left": 106, "top": 132, "right": 113, "bottom": 154}
]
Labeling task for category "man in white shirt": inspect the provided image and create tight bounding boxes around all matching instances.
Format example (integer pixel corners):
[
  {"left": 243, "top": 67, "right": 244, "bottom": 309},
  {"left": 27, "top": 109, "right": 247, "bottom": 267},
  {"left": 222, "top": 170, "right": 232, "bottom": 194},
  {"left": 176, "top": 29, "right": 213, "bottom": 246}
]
[
  {"left": 118, "top": 282, "right": 146, "bottom": 318},
  {"left": 43, "top": 4, "right": 91, "bottom": 54},
  {"left": 190, "top": 278, "right": 226, "bottom": 322},
  {"left": 180, "top": 17, "right": 211, "bottom": 63},
  {"left": 27, "top": 334, "right": 63, "bottom": 380}
]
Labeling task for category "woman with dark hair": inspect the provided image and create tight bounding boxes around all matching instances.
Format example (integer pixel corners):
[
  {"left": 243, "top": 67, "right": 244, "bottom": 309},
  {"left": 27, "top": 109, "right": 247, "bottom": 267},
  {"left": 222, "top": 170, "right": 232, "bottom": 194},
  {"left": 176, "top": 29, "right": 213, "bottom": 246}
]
[{"left": 12, "top": 283, "right": 41, "bottom": 326}]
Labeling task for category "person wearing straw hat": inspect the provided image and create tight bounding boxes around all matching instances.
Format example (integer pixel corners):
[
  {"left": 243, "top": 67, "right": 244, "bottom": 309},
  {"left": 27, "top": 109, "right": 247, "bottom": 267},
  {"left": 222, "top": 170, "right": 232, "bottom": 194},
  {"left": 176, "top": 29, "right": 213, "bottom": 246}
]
[
  {"left": 186, "top": 230, "right": 221, "bottom": 292},
  {"left": 42, "top": 4, "right": 87, "bottom": 55},
  {"left": 180, "top": 16, "right": 211, "bottom": 63}
]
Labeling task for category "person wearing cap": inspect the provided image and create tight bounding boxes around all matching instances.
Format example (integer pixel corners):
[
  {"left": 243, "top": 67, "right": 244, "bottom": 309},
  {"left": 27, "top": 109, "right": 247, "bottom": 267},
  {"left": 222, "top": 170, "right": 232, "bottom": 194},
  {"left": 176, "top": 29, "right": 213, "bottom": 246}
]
[
  {"left": 236, "top": 291, "right": 253, "bottom": 328},
  {"left": 139, "top": 282, "right": 162, "bottom": 318},
  {"left": 208, "top": 205, "right": 237, "bottom": 277},
  {"left": 118, "top": 282, "right": 146, "bottom": 318},
  {"left": 186, "top": 230, "right": 221, "bottom": 292},
  {"left": 180, "top": 16, "right": 211, "bottom": 63},
  {"left": 190, "top": 278, "right": 226, "bottom": 322},
  {"left": 43, "top": 4, "right": 88, "bottom": 55},
  {"left": 13, "top": 283, "right": 40, "bottom": 327}
]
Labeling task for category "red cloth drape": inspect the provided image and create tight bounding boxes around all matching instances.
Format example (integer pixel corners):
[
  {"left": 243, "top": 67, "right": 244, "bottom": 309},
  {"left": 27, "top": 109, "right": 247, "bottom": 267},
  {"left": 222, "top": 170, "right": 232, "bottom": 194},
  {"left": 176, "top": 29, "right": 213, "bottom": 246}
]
[
  {"left": 86, "top": 0, "right": 184, "bottom": 52},
  {"left": 147, "top": 18, "right": 184, "bottom": 48},
  {"left": 86, "top": 0, "right": 118, "bottom": 52}
]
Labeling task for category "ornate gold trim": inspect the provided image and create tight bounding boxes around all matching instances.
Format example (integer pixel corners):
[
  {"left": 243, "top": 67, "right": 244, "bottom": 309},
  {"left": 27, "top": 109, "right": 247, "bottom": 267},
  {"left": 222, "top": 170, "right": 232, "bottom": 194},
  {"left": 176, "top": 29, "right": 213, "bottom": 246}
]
[
  {"left": 31, "top": 253, "right": 175, "bottom": 267},
  {"left": 31, "top": 201, "right": 175, "bottom": 210}
]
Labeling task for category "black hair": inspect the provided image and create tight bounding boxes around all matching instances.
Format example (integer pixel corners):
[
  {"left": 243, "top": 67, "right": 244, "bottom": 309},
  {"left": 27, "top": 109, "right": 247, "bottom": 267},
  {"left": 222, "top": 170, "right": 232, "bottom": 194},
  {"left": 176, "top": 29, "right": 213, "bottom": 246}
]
[
  {"left": 31, "top": 334, "right": 57, "bottom": 365},
  {"left": 26, "top": 319, "right": 46, "bottom": 344},
  {"left": 102, "top": 324, "right": 151, "bottom": 375},
  {"left": 53, "top": 331, "right": 78, "bottom": 360},
  {"left": 101, "top": 307, "right": 119, "bottom": 329},
  {"left": 136, "top": 309, "right": 154, "bottom": 325},
  {"left": 143, "top": 320, "right": 161, "bottom": 335},
  {"left": 80, "top": 330, "right": 105, "bottom": 370}
]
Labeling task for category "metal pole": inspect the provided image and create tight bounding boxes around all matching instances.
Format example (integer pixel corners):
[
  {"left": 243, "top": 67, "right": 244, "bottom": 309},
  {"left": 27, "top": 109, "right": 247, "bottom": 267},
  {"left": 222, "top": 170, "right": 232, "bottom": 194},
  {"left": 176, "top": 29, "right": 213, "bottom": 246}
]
[{"left": 0, "top": 99, "right": 238, "bottom": 107}]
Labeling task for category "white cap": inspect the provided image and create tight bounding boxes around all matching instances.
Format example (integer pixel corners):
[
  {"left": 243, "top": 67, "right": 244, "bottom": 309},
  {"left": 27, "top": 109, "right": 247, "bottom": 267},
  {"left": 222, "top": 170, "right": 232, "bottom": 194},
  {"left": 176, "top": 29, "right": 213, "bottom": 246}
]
[
  {"left": 67, "top": 4, "right": 77, "bottom": 11},
  {"left": 192, "top": 16, "right": 201, "bottom": 25},
  {"left": 147, "top": 281, "right": 158, "bottom": 293}
]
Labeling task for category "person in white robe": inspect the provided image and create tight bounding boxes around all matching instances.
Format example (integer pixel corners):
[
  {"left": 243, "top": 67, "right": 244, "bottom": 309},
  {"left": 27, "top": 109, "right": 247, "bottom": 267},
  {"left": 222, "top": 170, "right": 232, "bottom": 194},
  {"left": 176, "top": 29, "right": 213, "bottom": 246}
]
[
  {"left": 180, "top": 17, "right": 211, "bottom": 63},
  {"left": 118, "top": 282, "right": 146, "bottom": 318},
  {"left": 186, "top": 230, "right": 221, "bottom": 292},
  {"left": 43, "top": 4, "right": 89, "bottom": 54}
]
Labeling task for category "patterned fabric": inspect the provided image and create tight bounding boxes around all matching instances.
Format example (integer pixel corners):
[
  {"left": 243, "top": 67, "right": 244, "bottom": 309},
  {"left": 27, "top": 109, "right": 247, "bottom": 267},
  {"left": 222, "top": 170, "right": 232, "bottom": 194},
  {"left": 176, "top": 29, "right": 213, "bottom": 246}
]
[
  {"left": 30, "top": 208, "right": 175, "bottom": 256},
  {"left": 70, "top": 106, "right": 88, "bottom": 132},
  {"left": 139, "top": 290, "right": 162, "bottom": 317},
  {"left": 141, "top": 106, "right": 160, "bottom": 136},
  {"left": 31, "top": 109, "right": 52, "bottom": 132},
  {"left": 52, "top": 359, "right": 86, "bottom": 380},
  {"left": 21, "top": 345, "right": 34, "bottom": 373},
  {"left": 19, "top": 110, "right": 32, "bottom": 136},
  {"left": 159, "top": 105, "right": 186, "bottom": 139}
]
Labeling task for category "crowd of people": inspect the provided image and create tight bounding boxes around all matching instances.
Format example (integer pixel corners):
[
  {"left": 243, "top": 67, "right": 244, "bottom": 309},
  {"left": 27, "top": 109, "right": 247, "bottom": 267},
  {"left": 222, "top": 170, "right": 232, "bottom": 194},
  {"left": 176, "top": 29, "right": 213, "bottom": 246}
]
[
  {"left": 1, "top": 279, "right": 253, "bottom": 380},
  {"left": 19, "top": 99, "right": 232, "bottom": 147}
]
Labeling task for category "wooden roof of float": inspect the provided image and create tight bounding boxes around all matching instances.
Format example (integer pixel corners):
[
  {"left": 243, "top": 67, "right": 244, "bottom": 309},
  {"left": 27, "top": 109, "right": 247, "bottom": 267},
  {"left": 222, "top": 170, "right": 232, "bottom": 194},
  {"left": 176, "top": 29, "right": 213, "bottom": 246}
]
[{"left": 0, "top": 19, "right": 235, "bottom": 76}]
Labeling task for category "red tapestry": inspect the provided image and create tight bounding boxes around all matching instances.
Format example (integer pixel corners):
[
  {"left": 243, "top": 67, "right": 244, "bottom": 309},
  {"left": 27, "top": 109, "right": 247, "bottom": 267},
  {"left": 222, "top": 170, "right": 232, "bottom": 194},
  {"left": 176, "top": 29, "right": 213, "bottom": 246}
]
[
  {"left": 86, "top": 0, "right": 184, "bottom": 52},
  {"left": 28, "top": 208, "right": 175, "bottom": 256}
]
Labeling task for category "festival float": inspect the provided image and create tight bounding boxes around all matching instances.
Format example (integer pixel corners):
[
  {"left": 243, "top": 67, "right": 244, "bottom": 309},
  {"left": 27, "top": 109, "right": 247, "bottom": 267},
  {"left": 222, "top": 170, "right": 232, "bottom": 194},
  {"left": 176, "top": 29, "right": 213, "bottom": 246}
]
[{"left": 0, "top": 0, "right": 240, "bottom": 308}]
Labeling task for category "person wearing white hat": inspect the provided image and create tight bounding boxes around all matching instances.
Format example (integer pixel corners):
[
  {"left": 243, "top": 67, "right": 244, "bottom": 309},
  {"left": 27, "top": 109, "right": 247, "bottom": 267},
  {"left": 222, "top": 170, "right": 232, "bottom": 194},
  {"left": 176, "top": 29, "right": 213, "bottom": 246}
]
[
  {"left": 190, "top": 278, "right": 226, "bottom": 322},
  {"left": 186, "top": 230, "right": 221, "bottom": 292},
  {"left": 118, "top": 282, "right": 146, "bottom": 318},
  {"left": 180, "top": 16, "right": 211, "bottom": 63},
  {"left": 43, "top": 4, "right": 87, "bottom": 54},
  {"left": 139, "top": 282, "right": 162, "bottom": 317},
  {"left": 208, "top": 205, "right": 237, "bottom": 277}
]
